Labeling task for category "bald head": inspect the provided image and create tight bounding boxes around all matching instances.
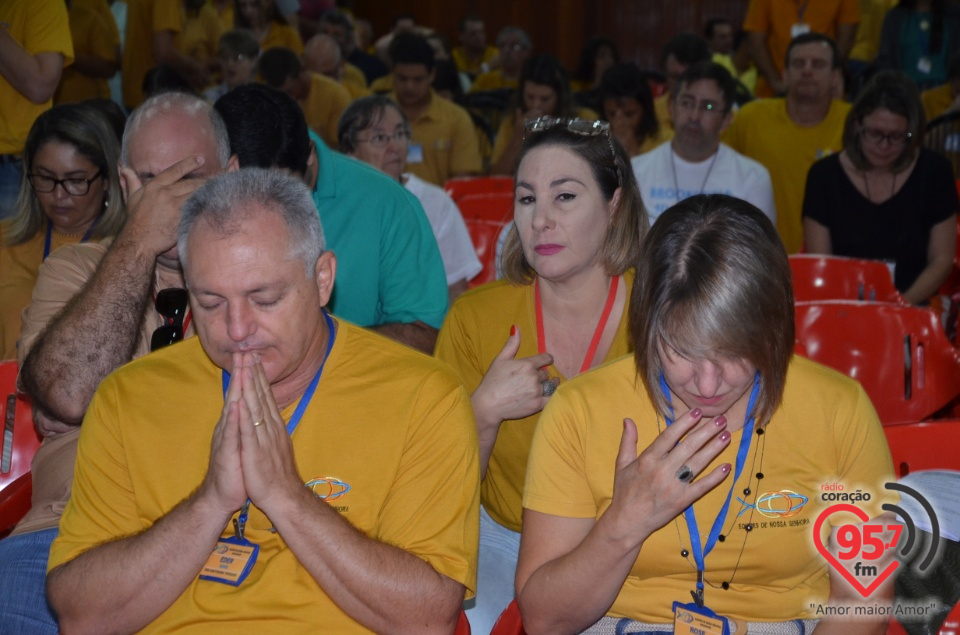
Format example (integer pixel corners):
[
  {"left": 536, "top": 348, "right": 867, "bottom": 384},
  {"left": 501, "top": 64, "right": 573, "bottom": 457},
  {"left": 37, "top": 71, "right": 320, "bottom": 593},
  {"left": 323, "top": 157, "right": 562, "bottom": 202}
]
[{"left": 304, "top": 34, "right": 343, "bottom": 81}]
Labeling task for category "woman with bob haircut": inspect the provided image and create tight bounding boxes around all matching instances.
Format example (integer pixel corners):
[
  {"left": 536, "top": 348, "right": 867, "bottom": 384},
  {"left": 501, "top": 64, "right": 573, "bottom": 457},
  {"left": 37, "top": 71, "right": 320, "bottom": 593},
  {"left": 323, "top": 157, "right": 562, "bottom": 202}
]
[
  {"left": 435, "top": 118, "right": 647, "bottom": 634},
  {"left": 803, "top": 70, "right": 958, "bottom": 304},
  {"left": 0, "top": 103, "right": 125, "bottom": 360},
  {"left": 489, "top": 54, "right": 598, "bottom": 175},
  {"left": 516, "top": 194, "right": 897, "bottom": 634}
]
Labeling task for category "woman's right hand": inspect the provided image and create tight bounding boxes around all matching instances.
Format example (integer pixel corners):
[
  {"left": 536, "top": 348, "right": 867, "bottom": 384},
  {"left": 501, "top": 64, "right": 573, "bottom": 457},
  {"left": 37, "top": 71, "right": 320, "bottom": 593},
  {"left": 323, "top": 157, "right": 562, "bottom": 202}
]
[
  {"left": 603, "top": 410, "right": 732, "bottom": 549},
  {"left": 472, "top": 326, "right": 556, "bottom": 432}
]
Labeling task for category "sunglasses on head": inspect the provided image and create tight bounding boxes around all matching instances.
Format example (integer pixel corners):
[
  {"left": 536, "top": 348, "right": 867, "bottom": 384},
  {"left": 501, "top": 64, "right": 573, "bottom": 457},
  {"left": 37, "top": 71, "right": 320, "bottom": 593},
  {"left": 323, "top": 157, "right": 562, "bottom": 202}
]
[{"left": 151, "top": 288, "right": 189, "bottom": 352}]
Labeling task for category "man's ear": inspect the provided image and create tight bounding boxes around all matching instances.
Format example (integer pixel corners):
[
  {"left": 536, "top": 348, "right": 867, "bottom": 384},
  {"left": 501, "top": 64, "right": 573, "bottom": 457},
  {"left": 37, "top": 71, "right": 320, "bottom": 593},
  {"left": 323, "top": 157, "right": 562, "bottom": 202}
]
[
  {"left": 315, "top": 250, "right": 336, "bottom": 308},
  {"left": 227, "top": 154, "right": 240, "bottom": 172},
  {"left": 118, "top": 160, "right": 129, "bottom": 200}
]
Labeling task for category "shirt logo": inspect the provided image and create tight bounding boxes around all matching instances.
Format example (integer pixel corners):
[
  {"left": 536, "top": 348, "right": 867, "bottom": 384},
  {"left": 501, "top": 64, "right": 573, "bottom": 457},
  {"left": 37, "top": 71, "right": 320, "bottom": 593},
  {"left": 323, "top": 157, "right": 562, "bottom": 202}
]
[
  {"left": 304, "top": 476, "right": 351, "bottom": 501},
  {"left": 737, "top": 489, "right": 809, "bottom": 518}
]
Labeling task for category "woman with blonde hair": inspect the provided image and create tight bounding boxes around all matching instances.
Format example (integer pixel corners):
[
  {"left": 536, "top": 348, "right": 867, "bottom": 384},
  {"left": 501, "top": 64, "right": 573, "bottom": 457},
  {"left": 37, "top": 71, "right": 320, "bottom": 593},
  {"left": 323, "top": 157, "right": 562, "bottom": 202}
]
[
  {"left": 0, "top": 103, "right": 125, "bottom": 359},
  {"left": 436, "top": 117, "right": 647, "bottom": 633}
]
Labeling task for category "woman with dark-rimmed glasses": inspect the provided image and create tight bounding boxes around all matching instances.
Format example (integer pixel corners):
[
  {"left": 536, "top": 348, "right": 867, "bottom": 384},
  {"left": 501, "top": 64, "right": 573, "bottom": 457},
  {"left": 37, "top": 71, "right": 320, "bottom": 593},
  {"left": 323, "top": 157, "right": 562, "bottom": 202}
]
[
  {"left": 0, "top": 103, "right": 125, "bottom": 360},
  {"left": 435, "top": 117, "right": 647, "bottom": 633},
  {"left": 803, "top": 70, "right": 958, "bottom": 304}
]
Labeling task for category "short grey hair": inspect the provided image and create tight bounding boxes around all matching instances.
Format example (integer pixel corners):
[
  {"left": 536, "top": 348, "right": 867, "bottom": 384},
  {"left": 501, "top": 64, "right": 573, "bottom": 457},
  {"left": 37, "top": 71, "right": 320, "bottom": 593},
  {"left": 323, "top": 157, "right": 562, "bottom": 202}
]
[
  {"left": 121, "top": 92, "right": 231, "bottom": 168},
  {"left": 337, "top": 95, "right": 408, "bottom": 154},
  {"left": 496, "top": 25, "right": 531, "bottom": 49},
  {"left": 178, "top": 168, "right": 324, "bottom": 274}
]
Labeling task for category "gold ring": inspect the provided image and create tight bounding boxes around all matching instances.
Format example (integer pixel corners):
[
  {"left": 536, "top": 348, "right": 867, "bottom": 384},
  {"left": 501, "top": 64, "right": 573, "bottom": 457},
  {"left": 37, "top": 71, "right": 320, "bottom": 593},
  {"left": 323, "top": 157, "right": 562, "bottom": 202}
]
[{"left": 253, "top": 419, "right": 264, "bottom": 427}]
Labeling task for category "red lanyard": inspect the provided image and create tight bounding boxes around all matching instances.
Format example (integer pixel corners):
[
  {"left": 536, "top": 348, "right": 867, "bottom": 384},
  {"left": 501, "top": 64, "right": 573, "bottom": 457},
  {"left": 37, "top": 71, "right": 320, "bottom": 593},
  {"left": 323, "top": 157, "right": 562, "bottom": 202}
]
[{"left": 535, "top": 275, "right": 619, "bottom": 375}]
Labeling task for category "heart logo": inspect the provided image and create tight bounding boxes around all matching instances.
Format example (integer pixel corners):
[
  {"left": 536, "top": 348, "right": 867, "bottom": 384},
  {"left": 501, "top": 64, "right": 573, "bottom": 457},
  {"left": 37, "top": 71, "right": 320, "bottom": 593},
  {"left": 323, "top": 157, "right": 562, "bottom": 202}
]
[{"left": 813, "top": 503, "right": 899, "bottom": 597}]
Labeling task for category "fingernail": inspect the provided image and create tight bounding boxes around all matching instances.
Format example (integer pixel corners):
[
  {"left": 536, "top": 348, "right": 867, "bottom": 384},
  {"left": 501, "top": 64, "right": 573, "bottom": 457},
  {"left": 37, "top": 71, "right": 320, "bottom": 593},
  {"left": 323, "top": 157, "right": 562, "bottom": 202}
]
[
  {"left": 715, "top": 416, "right": 727, "bottom": 427},
  {"left": 510, "top": 325, "right": 517, "bottom": 336},
  {"left": 719, "top": 431, "right": 731, "bottom": 442},
  {"left": 690, "top": 408, "right": 702, "bottom": 418},
  {"left": 720, "top": 464, "right": 731, "bottom": 474}
]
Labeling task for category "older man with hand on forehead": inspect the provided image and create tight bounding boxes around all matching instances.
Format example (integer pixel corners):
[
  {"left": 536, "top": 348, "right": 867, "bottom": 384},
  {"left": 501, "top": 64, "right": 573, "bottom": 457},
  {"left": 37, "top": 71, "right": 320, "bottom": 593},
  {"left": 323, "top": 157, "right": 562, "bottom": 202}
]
[
  {"left": 0, "top": 92, "right": 235, "bottom": 634},
  {"left": 46, "top": 168, "right": 480, "bottom": 634}
]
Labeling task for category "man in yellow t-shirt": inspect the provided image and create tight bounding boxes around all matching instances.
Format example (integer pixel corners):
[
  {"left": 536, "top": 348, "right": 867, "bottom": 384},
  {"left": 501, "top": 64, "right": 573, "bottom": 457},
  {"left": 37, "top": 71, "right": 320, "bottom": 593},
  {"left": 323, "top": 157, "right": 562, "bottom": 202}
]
[
  {"left": 743, "top": 0, "right": 859, "bottom": 97},
  {"left": 390, "top": 32, "right": 482, "bottom": 186},
  {"left": 303, "top": 33, "right": 372, "bottom": 101},
  {"left": 122, "top": 0, "right": 208, "bottom": 108},
  {"left": 55, "top": 0, "right": 119, "bottom": 104},
  {"left": 725, "top": 33, "right": 850, "bottom": 254},
  {"left": 453, "top": 15, "right": 498, "bottom": 79},
  {"left": 46, "top": 168, "right": 479, "bottom": 633},
  {"left": 0, "top": 0, "right": 73, "bottom": 217},
  {"left": 469, "top": 26, "right": 531, "bottom": 93},
  {"left": 259, "top": 46, "right": 352, "bottom": 151}
]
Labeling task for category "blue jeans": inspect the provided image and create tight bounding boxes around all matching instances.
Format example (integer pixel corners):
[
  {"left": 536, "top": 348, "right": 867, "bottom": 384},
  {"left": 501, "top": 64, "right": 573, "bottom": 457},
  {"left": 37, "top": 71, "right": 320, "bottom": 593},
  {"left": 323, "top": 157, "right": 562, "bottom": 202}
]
[
  {"left": 0, "top": 159, "right": 23, "bottom": 220},
  {"left": 0, "top": 527, "right": 59, "bottom": 634},
  {"left": 464, "top": 505, "right": 521, "bottom": 635}
]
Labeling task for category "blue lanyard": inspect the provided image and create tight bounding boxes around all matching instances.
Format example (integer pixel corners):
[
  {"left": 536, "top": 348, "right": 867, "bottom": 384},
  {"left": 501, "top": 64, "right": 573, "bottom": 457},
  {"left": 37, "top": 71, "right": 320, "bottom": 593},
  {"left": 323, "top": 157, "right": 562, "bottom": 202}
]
[
  {"left": 221, "top": 310, "right": 336, "bottom": 538},
  {"left": 43, "top": 218, "right": 98, "bottom": 261},
  {"left": 659, "top": 371, "right": 761, "bottom": 606},
  {"left": 795, "top": 0, "right": 809, "bottom": 23}
]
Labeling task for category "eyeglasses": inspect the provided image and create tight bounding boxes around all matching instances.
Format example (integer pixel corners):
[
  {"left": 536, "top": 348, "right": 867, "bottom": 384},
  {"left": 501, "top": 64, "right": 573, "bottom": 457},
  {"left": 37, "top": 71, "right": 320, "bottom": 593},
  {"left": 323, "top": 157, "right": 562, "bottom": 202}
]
[
  {"left": 355, "top": 129, "right": 411, "bottom": 148},
  {"left": 219, "top": 52, "right": 254, "bottom": 63},
  {"left": 860, "top": 127, "right": 912, "bottom": 147},
  {"left": 28, "top": 170, "right": 103, "bottom": 196},
  {"left": 151, "top": 288, "right": 189, "bottom": 352},
  {"left": 674, "top": 96, "right": 725, "bottom": 116},
  {"left": 524, "top": 117, "right": 622, "bottom": 185}
]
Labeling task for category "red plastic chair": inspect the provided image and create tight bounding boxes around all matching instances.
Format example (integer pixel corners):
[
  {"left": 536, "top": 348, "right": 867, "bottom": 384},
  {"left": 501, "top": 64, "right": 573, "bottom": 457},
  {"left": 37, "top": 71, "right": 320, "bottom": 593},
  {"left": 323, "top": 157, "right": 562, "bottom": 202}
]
[
  {"left": 444, "top": 177, "right": 514, "bottom": 203},
  {"left": 456, "top": 608, "right": 472, "bottom": 634},
  {"left": 465, "top": 217, "right": 510, "bottom": 288},
  {"left": 491, "top": 599, "right": 525, "bottom": 635},
  {"left": 794, "top": 301, "right": 960, "bottom": 425},
  {"left": 457, "top": 192, "right": 514, "bottom": 224},
  {"left": 789, "top": 255, "right": 906, "bottom": 304},
  {"left": 0, "top": 360, "right": 41, "bottom": 537},
  {"left": 883, "top": 420, "right": 960, "bottom": 478}
]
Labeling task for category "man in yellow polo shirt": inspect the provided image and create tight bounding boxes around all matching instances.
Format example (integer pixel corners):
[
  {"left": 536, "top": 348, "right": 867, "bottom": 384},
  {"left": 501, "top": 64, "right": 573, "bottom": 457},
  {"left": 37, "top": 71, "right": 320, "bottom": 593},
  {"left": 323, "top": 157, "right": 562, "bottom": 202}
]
[
  {"left": 389, "top": 32, "right": 482, "bottom": 186},
  {"left": 724, "top": 32, "right": 850, "bottom": 254},
  {"left": 0, "top": 0, "right": 73, "bottom": 218},
  {"left": 45, "top": 168, "right": 479, "bottom": 633},
  {"left": 259, "top": 46, "right": 352, "bottom": 151}
]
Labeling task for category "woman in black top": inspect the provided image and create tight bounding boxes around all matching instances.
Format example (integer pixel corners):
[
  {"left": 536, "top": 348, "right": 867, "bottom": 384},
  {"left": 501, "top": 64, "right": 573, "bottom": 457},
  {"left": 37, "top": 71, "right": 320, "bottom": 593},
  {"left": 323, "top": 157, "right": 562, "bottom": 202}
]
[{"left": 803, "top": 70, "right": 957, "bottom": 303}]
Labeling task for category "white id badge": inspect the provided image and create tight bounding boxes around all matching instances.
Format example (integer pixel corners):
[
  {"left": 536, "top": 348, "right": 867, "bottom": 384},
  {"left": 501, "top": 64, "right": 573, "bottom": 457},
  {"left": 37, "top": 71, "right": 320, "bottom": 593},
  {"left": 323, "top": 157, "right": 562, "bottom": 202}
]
[
  {"left": 407, "top": 143, "right": 424, "bottom": 164},
  {"left": 791, "top": 23, "right": 811, "bottom": 38},
  {"left": 917, "top": 57, "right": 933, "bottom": 74}
]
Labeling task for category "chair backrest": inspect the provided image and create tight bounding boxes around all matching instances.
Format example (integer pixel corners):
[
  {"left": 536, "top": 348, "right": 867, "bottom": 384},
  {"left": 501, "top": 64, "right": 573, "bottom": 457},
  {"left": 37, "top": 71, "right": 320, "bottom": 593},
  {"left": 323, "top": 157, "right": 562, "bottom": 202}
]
[
  {"left": 0, "top": 360, "right": 41, "bottom": 536},
  {"left": 789, "top": 255, "right": 906, "bottom": 304},
  {"left": 491, "top": 599, "right": 525, "bottom": 635},
  {"left": 465, "top": 217, "right": 510, "bottom": 288},
  {"left": 794, "top": 301, "right": 960, "bottom": 425},
  {"left": 883, "top": 420, "right": 960, "bottom": 478},
  {"left": 445, "top": 177, "right": 515, "bottom": 204},
  {"left": 456, "top": 608, "right": 472, "bottom": 634},
  {"left": 925, "top": 111, "right": 960, "bottom": 177}
]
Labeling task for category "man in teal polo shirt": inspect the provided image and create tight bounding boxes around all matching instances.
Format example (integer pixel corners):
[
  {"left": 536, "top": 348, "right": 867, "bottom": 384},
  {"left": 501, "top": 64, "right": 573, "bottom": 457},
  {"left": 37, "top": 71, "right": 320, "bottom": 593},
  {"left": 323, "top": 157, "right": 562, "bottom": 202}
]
[{"left": 215, "top": 84, "right": 447, "bottom": 353}]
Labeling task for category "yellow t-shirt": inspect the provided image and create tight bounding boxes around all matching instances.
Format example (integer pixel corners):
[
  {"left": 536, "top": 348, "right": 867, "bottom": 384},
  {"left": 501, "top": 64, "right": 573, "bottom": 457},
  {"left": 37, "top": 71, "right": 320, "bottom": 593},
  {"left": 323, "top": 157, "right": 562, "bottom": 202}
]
[
  {"left": 261, "top": 21, "right": 302, "bottom": 55},
  {"left": 922, "top": 83, "right": 955, "bottom": 122},
  {"left": 723, "top": 98, "right": 850, "bottom": 254},
  {"left": 469, "top": 69, "right": 518, "bottom": 93},
  {"left": 452, "top": 45, "right": 498, "bottom": 76},
  {"left": 176, "top": 4, "right": 222, "bottom": 70},
  {"left": 122, "top": 0, "right": 182, "bottom": 107},
  {"left": 370, "top": 73, "right": 393, "bottom": 94},
  {"left": 49, "top": 324, "right": 480, "bottom": 632},
  {"left": 743, "top": 0, "right": 860, "bottom": 97},
  {"left": 213, "top": 2, "right": 233, "bottom": 30},
  {"left": 712, "top": 52, "right": 758, "bottom": 96},
  {"left": 56, "top": 0, "right": 118, "bottom": 104},
  {"left": 342, "top": 62, "right": 368, "bottom": 88},
  {"left": 393, "top": 90, "right": 482, "bottom": 186},
  {"left": 302, "top": 73, "right": 352, "bottom": 150},
  {"left": 435, "top": 272, "right": 634, "bottom": 532},
  {"left": 654, "top": 92, "right": 673, "bottom": 131},
  {"left": 0, "top": 225, "right": 88, "bottom": 361},
  {"left": 525, "top": 355, "right": 896, "bottom": 622},
  {"left": 0, "top": 0, "right": 74, "bottom": 154},
  {"left": 849, "top": 0, "right": 898, "bottom": 63},
  {"left": 342, "top": 80, "right": 373, "bottom": 101}
]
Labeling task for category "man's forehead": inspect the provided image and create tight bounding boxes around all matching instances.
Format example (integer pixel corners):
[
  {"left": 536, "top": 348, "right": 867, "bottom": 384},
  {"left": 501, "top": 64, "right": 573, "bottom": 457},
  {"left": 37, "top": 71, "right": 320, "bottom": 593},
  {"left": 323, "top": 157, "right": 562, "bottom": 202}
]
[
  {"left": 127, "top": 112, "right": 217, "bottom": 173},
  {"left": 789, "top": 42, "right": 832, "bottom": 63},
  {"left": 677, "top": 79, "right": 723, "bottom": 100}
]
